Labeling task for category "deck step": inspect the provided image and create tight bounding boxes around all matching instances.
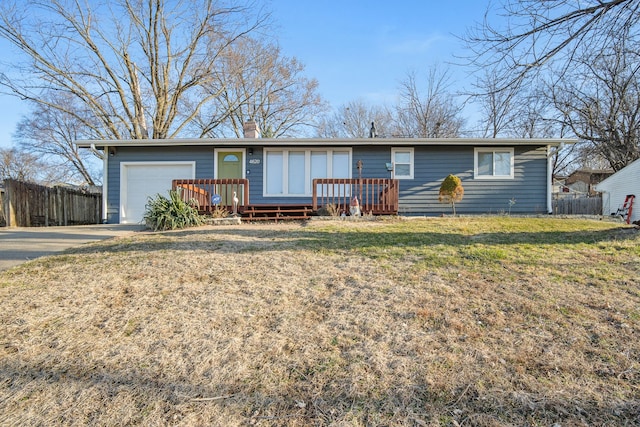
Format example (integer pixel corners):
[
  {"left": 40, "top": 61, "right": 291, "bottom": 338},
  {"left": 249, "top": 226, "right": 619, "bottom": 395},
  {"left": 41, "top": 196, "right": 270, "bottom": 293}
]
[{"left": 241, "top": 205, "right": 315, "bottom": 221}]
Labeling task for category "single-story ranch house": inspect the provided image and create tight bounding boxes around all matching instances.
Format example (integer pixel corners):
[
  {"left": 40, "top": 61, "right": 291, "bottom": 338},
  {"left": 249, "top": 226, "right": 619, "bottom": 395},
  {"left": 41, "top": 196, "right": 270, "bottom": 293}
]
[{"left": 77, "top": 124, "right": 573, "bottom": 224}]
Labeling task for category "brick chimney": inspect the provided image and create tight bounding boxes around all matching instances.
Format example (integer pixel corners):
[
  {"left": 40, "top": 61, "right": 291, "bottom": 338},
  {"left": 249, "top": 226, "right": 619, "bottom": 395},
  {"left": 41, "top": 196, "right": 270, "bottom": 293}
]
[{"left": 243, "top": 120, "right": 260, "bottom": 138}]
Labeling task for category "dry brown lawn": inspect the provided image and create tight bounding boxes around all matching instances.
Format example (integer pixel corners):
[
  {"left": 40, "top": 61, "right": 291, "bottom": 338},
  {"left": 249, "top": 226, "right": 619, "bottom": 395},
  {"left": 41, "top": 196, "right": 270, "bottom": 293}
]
[{"left": 0, "top": 217, "right": 639, "bottom": 426}]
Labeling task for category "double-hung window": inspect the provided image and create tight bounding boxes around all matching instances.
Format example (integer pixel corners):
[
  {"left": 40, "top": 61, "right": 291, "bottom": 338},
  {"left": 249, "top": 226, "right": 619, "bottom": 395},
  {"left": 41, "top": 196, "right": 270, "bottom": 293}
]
[
  {"left": 474, "top": 148, "right": 514, "bottom": 179},
  {"left": 391, "top": 148, "right": 414, "bottom": 179},
  {"left": 264, "top": 148, "right": 351, "bottom": 196}
]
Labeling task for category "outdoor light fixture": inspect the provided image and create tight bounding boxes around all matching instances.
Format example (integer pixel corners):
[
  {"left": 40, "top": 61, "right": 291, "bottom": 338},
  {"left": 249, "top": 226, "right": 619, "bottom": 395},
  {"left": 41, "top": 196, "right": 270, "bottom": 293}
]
[{"left": 248, "top": 148, "right": 253, "bottom": 155}]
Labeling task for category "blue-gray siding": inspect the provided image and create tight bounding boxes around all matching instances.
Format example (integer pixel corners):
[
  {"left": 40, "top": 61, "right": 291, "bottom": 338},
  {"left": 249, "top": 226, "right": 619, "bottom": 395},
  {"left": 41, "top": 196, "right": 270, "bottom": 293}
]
[
  {"left": 107, "top": 144, "right": 549, "bottom": 223},
  {"left": 353, "top": 145, "right": 547, "bottom": 215},
  {"left": 400, "top": 145, "right": 548, "bottom": 215},
  {"left": 106, "top": 146, "right": 214, "bottom": 223}
]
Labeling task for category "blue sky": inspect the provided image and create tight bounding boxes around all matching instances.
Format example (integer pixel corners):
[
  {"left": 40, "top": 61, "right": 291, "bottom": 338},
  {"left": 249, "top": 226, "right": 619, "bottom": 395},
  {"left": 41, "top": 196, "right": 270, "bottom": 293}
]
[
  {"left": 0, "top": 0, "right": 490, "bottom": 148},
  {"left": 269, "top": 0, "right": 488, "bottom": 106}
]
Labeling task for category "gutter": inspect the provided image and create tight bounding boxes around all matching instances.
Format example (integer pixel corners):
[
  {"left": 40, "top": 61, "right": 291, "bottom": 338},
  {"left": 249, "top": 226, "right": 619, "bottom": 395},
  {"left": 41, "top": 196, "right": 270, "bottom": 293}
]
[{"left": 89, "top": 143, "right": 104, "bottom": 160}]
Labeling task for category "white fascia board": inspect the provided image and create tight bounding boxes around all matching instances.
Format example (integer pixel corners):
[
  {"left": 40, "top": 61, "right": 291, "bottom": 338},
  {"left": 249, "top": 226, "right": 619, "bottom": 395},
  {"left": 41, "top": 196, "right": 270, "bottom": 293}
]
[{"left": 76, "top": 137, "right": 576, "bottom": 149}]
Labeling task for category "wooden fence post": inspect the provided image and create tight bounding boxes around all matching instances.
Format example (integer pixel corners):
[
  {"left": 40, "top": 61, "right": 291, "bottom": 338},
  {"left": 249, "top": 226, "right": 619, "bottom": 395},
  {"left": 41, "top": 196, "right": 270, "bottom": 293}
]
[
  {"left": 97, "top": 194, "right": 101, "bottom": 224},
  {"left": 44, "top": 187, "right": 49, "bottom": 226},
  {"left": 62, "top": 188, "right": 68, "bottom": 226},
  {"left": 56, "top": 186, "right": 63, "bottom": 226},
  {"left": 6, "top": 180, "right": 15, "bottom": 227},
  {"left": 0, "top": 184, "right": 4, "bottom": 227}
]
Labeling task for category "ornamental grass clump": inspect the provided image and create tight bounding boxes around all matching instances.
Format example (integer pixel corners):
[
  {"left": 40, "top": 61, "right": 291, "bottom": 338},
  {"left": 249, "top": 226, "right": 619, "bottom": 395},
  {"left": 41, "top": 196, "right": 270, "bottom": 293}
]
[
  {"left": 144, "top": 189, "right": 204, "bottom": 231},
  {"left": 317, "top": 203, "right": 341, "bottom": 217},
  {"left": 210, "top": 205, "right": 230, "bottom": 219},
  {"left": 439, "top": 174, "right": 464, "bottom": 216}
]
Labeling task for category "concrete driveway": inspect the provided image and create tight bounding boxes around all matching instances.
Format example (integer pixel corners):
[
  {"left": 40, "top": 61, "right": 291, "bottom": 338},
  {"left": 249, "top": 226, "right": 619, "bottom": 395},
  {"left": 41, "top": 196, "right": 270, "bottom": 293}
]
[{"left": 0, "top": 224, "right": 145, "bottom": 272}]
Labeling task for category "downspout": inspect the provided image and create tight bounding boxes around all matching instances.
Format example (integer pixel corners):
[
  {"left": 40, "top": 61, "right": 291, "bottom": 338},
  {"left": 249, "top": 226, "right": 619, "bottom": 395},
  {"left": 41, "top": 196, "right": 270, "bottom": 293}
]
[
  {"left": 91, "top": 144, "right": 109, "bottom": 224},
  {"left": 547, "top": 145, "right": 554, "bottom": 214}
]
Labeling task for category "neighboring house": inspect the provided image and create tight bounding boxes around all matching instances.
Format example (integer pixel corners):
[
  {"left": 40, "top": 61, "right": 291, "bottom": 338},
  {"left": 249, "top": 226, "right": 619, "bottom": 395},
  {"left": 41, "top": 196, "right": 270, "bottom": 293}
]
[
  {"left": 77, "top": 124, "right": 572, "bottom": 224},
  {"left": 561, "top": 169, "right": 614, "bottom": 196},
  {"left": 553, "top": 175, "right": 568, "bottom": 194},
  {"left": 594, "top": 158, "right": 640, "bottom": 224}
]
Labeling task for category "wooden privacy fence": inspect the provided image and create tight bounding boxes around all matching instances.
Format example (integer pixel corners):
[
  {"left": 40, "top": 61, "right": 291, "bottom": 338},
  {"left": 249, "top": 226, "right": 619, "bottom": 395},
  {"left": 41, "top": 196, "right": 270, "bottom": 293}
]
[
  {"left": 312, "top": 178, "right": 399, "bottom": 215},
  {"left": 2, "top": 179, "right": 102, "bottom": 227},
  {"left": 552, "top": 195, "right": 602, "bottom": 215}
]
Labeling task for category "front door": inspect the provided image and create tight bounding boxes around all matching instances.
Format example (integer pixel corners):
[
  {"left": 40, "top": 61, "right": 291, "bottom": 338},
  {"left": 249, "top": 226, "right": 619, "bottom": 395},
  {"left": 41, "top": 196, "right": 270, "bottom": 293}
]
[{"left": 216, "top": 150, "right": 244, "bottom": 208}]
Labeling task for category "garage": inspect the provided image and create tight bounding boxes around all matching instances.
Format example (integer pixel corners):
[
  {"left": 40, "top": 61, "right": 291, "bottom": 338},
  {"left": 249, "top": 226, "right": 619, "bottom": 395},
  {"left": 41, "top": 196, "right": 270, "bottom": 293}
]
[{"left": 120, "top": 162, "right": 195, "bottom": 224}]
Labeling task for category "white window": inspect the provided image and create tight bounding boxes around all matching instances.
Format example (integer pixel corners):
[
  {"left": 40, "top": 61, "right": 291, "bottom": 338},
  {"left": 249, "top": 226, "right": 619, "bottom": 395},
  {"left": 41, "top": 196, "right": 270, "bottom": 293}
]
[
  {"left": 474, "top": 148, "right": 514, "bottom": 179},
  {"left": 332, "top": 151, "right": 350, "bottom": 178},
  {"left": 265, "top": 151, "right": 283, "bottom": 194},
  {"left": 264, "top": 148, "right": 352, "bottom": 196},
  {"left": 391, "top": 148, "right": 414, "bottom": 179},
  {"left": 288, "top": 151, "right": 306, "bottom": 194}
]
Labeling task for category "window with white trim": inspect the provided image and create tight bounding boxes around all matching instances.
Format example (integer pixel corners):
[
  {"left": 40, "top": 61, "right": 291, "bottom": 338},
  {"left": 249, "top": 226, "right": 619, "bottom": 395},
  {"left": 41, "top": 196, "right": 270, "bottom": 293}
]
[
  {"left": 474, "top": 147, "right": 514, "bottom": 179},
  {"left": 264, "top": 148, "right": 351, "bottom": 196},
  {"left": 391, "top": 148, "right": 414, "bottom": 179}
]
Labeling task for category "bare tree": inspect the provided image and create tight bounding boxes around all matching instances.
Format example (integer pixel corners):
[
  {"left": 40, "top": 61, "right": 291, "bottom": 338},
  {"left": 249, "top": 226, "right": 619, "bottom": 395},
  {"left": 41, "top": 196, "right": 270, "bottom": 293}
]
[
  {"left": 472, "top": 71, "right": 577, "bottom": 176},
  {"left": 510, "top": 90, "right": 557, "bottom": 139},
  {"left": 195, "top": 37, "right": 327, "bottom": 138},
  {"left": 1, "top": 147, "right": 39, "bottom": 181},
  {"left": 317, "top": 68, "right": 465, "bottom": 139},
  {"left": 506, "top": 88, "right": 579, "bottom": 177},
  {"left": 466, "top": 2, "right": 640, "bottom": 173},
  {"left": 0, "top": 0, "right": 267, "bottom": 140},
  {"left": 472, "top": 70, "right": 521, "bottom": 138},
  {"left": 15, "top": 92, "right": 99, "bottom": 185},
  {"left": 464, "top": 0, "right": 640, "bottom": 91},
  {"left": 395, "top": 68, "right": 465, "bottom": 138},
  {"left": 315, "top": 100, "right": 394, "bottom": 138},
  {"left": 550, "top": 39, "right": 640, "bottom": 171},
  {"left": 0, "top": 146, "right": 67, "bottom": 183}
]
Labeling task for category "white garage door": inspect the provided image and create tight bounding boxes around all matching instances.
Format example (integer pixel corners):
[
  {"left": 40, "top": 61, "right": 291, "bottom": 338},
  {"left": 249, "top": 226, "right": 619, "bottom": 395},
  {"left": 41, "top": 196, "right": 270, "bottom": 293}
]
[{"left": 120, "top": 162, "right": 195, "bottom": 224}]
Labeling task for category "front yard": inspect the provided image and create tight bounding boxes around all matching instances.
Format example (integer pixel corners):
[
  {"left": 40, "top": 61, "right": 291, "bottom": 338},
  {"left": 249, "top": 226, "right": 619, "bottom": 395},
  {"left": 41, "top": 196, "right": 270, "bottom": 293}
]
[{"left": 0, "top": 217, "right": 638, "bottom": 426}]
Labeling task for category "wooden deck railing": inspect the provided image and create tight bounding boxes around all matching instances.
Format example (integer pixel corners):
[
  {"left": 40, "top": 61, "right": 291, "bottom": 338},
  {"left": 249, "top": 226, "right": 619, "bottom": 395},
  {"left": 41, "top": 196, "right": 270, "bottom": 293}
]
[
  {"left": 172, "top": 179, "right": 249, "bottom": 214},
  {"left": 312, "top": 178, "right": 399, "bottom": 215},
  {"left": 172, "top": 178, "right": 398, "bottom": 217}
]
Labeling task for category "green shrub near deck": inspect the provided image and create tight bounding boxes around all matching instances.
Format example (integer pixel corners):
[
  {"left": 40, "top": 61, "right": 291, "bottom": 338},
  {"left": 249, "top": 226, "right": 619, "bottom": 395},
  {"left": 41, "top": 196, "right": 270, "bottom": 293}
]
[{"left": 143, "top": 189, "right": 204, "bottom": 231}]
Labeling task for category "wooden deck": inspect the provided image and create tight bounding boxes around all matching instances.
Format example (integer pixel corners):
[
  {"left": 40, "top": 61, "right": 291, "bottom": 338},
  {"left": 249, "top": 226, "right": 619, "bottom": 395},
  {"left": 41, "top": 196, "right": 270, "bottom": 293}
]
[
  {"left": 172, "top": 178, "right": 399, "bottom": 221},
  {"left": 312, "top": 178, "right": 399, "bottom": 215}
]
